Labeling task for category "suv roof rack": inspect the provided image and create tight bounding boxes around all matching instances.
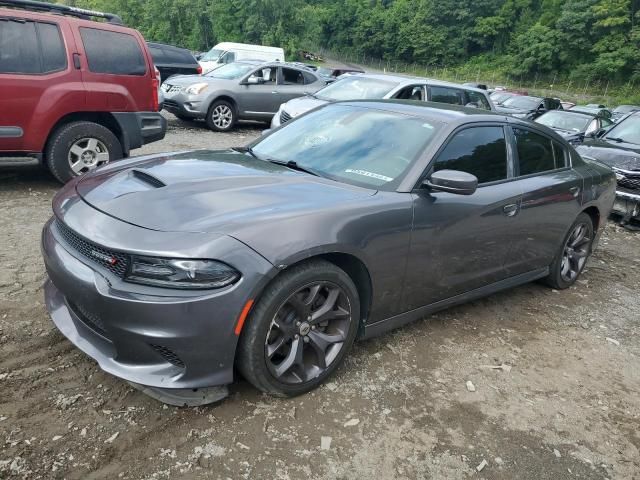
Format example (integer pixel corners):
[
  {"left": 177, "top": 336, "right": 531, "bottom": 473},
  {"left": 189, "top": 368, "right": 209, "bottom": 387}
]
[{"left": 0, "top": 0, "right": 124, "bottom": 24}]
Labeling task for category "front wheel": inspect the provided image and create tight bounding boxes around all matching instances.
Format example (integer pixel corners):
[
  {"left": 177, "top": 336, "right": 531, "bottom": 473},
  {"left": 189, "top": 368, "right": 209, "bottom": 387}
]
[
  {"left": 237, "top": 260, "right": 360, "bottom": 397},
  {"left": 205, "top": 100, "right": 237, "bottom": 132},
  {"left": 544, "top": 213, "right": 594, "bottom": 289}
]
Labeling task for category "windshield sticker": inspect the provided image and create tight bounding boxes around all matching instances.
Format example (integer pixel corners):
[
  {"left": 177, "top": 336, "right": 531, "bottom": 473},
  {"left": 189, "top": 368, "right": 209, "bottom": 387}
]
[
  {"left": 303, "top": 135, "right": 331, "bottom": 148},
  {"left": 422, "top": 123, "right": 434, "bottom": 129},
  {"left": 345, "top": 169, "right": 393, "bottom": 182}
]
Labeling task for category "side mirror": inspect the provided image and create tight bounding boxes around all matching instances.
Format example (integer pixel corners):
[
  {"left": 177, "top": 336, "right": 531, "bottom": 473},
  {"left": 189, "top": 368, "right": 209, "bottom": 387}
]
[
  {"left": 587, "top": 128, "right": 605, "bottom": 139},
  {"left": 246, "top": 76, "right": 264, "bottom": 85},
  {"left": 424, "top": 170, "right": 478, "bottom": 195}
]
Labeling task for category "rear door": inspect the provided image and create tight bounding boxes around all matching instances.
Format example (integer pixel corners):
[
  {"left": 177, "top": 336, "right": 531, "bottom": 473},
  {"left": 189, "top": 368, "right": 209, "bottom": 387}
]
[
  {"left": 72, "top": 25, "right": 153, "bottom": 111},
  {"left": 506, "top": 125, "right": 583, "bottom": 274},
  {"left": 404, "top": 124, "right": 523, "bottom": 310},
  {"left": 276, "top": 66, "right": 316, "bottom": 104}
]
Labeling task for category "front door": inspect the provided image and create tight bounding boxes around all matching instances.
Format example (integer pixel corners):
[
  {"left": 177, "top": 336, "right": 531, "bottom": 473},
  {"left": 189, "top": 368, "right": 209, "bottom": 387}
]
[
  {"left": 403, "top": 125, "right": 523, "bottom": 310},
  {"left": 237, "top": 66, "right": 280, "bottom": 118}
]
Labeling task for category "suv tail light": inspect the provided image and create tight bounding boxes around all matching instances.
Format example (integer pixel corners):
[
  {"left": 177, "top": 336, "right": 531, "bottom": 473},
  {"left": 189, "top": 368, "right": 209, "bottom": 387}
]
[
  {"left": 196, "top": 65, "right": 203, "bottom": 75},
  {"left": 152, "top": 66, "right": 161, "bottom": 111}
]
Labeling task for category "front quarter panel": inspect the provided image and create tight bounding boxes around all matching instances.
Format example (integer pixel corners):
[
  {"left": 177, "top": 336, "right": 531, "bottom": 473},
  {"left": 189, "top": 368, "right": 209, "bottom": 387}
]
[{"left": 234, "top": 191, "right": 414, "bottom": 323}]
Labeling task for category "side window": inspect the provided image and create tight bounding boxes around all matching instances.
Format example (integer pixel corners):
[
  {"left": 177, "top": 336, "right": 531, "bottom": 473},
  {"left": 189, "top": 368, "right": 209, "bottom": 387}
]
[
  {"left": 302, "top": 71, "right": 317, "bottom": 85},
  {"left": 513, "top": 128, "right": 558, "bottom": 175},
  {"left": 37, "top": 23, "right": 66, "bottom": 72},
  {"left": 221, "top": 51, "right": 235, "bottom": 64},
  {"left": 433, "top": 126, "right": 508, "bottom": 184},
  {"left": 394, "top": 85, "right": 425, "bottom": 101},
  {"left": 430, "top": 86, "right": 463, "bottom": 106},
  {"left": 0, "top": 19, "right": 40, "bottom": 74},
  {"left": 465, "top": 91, "right": 491, "bottom": 110},
  {"left": 80, "top": 27, "right": 146, "bottom": 75},
  {"left": 281, "top": 67, "right": 305, "bottom": 85},
  {"left": 249, "top": 67, "right": 276, "bottom": 84},
  {"left": 552, "top": 141, "right": 567, "bottom": 168}
]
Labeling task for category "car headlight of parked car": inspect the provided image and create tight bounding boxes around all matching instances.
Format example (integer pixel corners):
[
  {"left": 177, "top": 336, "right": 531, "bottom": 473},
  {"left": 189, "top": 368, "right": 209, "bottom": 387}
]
[
  {"left": 183, "top": 82, "right": 209, "bottom": 95},
  {"left": 125, "top": 256, "right": 240, "bottom": 289}
]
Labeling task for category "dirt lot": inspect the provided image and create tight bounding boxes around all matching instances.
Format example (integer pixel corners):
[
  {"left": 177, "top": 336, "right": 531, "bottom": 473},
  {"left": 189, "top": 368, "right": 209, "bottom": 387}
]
[{"left": 1, "top": 114, "right": 639, "bottom": 480}]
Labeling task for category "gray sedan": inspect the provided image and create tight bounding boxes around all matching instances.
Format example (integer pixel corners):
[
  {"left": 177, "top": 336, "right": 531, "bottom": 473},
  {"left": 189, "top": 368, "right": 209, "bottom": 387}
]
[
  {"left": 271, "top": 73, "right": 495, "bottom": 128},
  {"left": 162, "top": 61, "right": 328, "bottom": 131},
  {"left": 42, "top": 101, "right": 614, "bottom": 404}
]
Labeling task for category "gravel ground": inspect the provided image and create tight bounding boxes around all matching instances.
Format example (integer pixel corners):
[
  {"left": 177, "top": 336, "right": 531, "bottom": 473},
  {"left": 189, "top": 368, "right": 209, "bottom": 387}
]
[{"left": 1, "top": 114, "right": 639, "bottom": 479}]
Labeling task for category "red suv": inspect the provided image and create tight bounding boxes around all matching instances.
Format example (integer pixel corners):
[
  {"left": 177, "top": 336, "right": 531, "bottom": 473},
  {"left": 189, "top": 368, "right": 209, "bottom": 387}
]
[{"left": 0, "top": 0, "right": 166, "bottom": 182}]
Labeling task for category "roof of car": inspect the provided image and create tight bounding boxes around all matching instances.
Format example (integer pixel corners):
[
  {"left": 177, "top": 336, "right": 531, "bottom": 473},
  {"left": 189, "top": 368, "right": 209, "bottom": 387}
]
[
  {"left": 336, "top": 73, "right": 490, "bottom": 94},
  {"left": 147, "top": 41, "right": 191, "bottom": 52}
]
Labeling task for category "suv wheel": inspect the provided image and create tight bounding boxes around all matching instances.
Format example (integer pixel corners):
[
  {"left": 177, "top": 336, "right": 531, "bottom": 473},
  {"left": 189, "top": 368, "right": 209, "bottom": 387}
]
[
  {"left": 46, "top": 121, "right": 123, "bottom": 183},
  {"left": 205, "top": 100, "right": 236, "bottom": 132},
  {"left": 237, "top": 260, "right": 360, "bottom": 397}
]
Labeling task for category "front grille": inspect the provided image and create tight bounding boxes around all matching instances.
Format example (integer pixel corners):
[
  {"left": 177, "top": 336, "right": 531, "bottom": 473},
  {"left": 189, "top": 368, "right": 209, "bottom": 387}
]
[
  {"left": 617, "top": 175, "right": 640, "bottom": 192},
  {"left": 149, "top": 344, "right": 185, "bottom": 368},
  {"left": 163, "top": 99, "right": 180, "bottom": 110},
  {"left": 161, "top": 83, "right": 181, "bottom": 94},
  {"left": 54, "top": 219, "right": 129, "bottom": 277},
  {"left": 280, "top": 110, "right": 292, "bottom": 124},
  {"left": 68, "top": 301, "right": 107, "bottom": 336}
]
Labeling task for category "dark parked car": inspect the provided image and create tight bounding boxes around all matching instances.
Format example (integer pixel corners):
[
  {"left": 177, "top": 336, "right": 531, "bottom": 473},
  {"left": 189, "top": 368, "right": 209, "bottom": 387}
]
[
  {"left": 147, "top": 41, "right": 201, "bottom": 82},
  {"left": 535, "top": 109, "right": 613, "bottom": 144},
  {"left": 490, "top": 91, "right": 516, "bottom": 106},
  {"left": 576, "top": 112, "right": 640, "bottom": 224},
  {"left": 0, "top": 0, "right": 166, "bottom": 183},
  {"left": 612, "top": 105, "right": 640, "bottom": 122},
  {"left": 316, "top": 66, "right": 365, "bottom": 78},
  {"left": 162, "top": 61, "right": 327, "bottom": 131},
  {"left": 42, "top": 100, "right": 615, "bottom": 404},
  {"left": 495, "top": 95, "right": 563, "bottom": 120}
]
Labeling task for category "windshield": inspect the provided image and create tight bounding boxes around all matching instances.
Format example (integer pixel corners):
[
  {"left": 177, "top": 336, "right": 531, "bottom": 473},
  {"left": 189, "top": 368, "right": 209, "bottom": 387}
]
[
  {"left": 206, "top": 62, "right": 254, "bottom": 79},
  {"left": 315, "top": 76, "right": 399, "bottom": 101},
  {"left": 251, "top": 104, "right": 442, "bottom": 190},
  {"left": 614, "top": 105, "right": 639, "bottom": 114},
  {"left": 502, "top": 96, "right": 541, "bottom": 110},
  {"left": 536, "top": 111, "right": 591, "bottom": 132},
  {"left": 201, "top": 48, "right": 223, "bottom": 62},
  {"left": 604, "top": 115, "right": 640, "bottom": 145}
]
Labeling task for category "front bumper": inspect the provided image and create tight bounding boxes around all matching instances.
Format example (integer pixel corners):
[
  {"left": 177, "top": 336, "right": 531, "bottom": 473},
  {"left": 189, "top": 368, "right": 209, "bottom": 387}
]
[
  {"left": 612, "top": 189, "right": 640, "bottom": 220},
  {"left": 162, "top": 91, "right": 207, "bottom": 119},
  {"left": 41, "top": 207, "right": 274, "bottom": 390}
]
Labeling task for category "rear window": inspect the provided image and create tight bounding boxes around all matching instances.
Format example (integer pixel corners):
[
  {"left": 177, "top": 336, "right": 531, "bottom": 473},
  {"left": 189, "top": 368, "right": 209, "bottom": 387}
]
[
  {"left": 466, "top": 90, "right": 491, "bottom": 110},
  {"left": 0, "top": 19, "right": 66, "bottom": 74},
  {"left": 514, "top": 128, "right": 558, "bottom": 175},
  {"left": 163, "top": 47, "right": 196, "bottom": 65},
  {"left": 430, "top": 86, "right": 464, "bottom": 106},
  {"left": 80, "top": 27, "right": 146, "bottom": 75}
]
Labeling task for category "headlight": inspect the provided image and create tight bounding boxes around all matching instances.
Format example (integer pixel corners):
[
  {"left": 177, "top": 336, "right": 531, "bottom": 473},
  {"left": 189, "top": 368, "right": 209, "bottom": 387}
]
[
  {"left": 183, "top": 82, "right": 209, "bottom": 95},
  {"left": 125, "top": 256, "right": 240, "bottom": 289}
]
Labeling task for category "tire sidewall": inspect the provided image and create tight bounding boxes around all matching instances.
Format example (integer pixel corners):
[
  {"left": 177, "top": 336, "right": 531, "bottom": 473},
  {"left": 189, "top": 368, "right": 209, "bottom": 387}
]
[
  {"left": 206, "top": 100, "right": 236, "bottom": 132},
  {"left": 549, "top": 213, "right": 594, "bottom": 289},
  {"left": 240, "top": 262, "right": 360, "bottom": 397},
  {"left": 46, "top": 122, "right": 122, "bottom": 183}
]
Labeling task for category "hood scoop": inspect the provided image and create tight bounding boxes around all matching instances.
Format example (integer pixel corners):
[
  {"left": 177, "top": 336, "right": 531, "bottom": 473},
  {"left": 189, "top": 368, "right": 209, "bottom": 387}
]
[{"left": 131, "top": 169, "right": 166, "bottom": 188}]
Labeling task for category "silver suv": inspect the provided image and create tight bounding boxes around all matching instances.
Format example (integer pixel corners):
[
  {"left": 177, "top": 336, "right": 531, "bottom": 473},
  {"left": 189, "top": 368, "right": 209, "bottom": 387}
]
[
  {"left": 271, "top": 73, "right": 495, "bottom": 128},
  {"left": 161, "top": 61, "right": 328, "bottom": 131}
]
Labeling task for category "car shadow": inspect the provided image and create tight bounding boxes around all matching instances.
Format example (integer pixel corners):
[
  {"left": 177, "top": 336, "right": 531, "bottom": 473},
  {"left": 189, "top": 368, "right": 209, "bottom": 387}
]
[{"left": 0, "top": 162, "right": 59, "bottom": 192}]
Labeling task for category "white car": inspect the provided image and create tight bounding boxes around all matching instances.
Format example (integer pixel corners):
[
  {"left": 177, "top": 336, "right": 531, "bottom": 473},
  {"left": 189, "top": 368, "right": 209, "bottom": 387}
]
[{"left": 199, "top": 42, "right": 285, "bottom": 73}]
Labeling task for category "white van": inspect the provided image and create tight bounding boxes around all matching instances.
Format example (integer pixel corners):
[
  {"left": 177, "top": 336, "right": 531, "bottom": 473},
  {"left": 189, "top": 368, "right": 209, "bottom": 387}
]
[{"left": 198, "top": 42, "right": 285, "bottom": 73}]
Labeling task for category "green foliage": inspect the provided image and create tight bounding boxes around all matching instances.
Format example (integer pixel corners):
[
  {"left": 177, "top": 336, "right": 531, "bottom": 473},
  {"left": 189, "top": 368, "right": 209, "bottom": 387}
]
[{"left": 52, "top": 0, "right": 639, "bottom": 83}]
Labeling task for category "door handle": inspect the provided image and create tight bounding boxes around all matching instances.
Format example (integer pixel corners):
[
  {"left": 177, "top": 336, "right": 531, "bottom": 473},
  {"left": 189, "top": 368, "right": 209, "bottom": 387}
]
[
  {"left": 72, "top": 53, "right": 81, "bottom": 70},
  {"left": 569, "top": 186, "right": 580, "bottom": 197},
  {"left": 503, "top": 203, "right": 518, "bottom": 217},
  {"left": 271, "top": 91, "right": 278, "bottom": 94}
]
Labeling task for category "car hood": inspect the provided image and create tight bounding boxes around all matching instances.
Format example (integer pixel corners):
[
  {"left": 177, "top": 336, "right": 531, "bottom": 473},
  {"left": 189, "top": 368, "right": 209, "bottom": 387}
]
[
  {"left": 576, "top": 140, "right": 640, "bottom": 171},
  {"left": 76, "top": 150, "right": 374, "bottom": 234},
  {"left": 162, "top": 74, "right": 233, "bottom": 87},
  {"left": 281, "top": 95, "right": 329, "bottom": 118}
]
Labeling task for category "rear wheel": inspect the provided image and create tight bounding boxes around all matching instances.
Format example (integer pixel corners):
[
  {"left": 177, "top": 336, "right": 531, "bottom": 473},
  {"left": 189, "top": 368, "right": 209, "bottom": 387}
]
[
  {"left": 544, "top": 213, "right": 594, "bottom": 289},
  {"left": 205, "top": 100, "right": 236, "bottom": 132},
  {"left": 237, "top": 260, "right": 360, "bottom": 397},
  {"left": 46, "top": 121, "right": 122, "bottom": 183}
]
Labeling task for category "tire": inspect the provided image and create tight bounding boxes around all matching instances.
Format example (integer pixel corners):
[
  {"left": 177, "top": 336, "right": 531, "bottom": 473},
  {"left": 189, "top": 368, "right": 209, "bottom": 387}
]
[
  {"left": 205, "top": 99, "right": 237, "bottom": 132},
  {"left": 46, "top": 121, "right": 123, "bottom": 183},
  {"left": 543, "top": 212, "right": 594, "bottom": 289},
  {"left": 237, "top": 260, "right": 360, "bottom": 397}
]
